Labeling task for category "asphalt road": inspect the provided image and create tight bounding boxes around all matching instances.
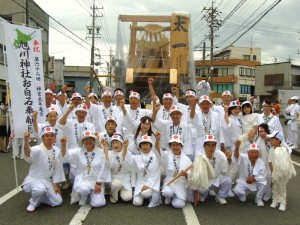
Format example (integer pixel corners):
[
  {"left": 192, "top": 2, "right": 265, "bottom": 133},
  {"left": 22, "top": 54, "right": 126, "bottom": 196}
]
[{"left": 0, "top": 150, "right": 300, "bottom": 225}]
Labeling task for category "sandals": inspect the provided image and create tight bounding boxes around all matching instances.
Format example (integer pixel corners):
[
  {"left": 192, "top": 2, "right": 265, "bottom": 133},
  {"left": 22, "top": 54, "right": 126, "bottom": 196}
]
[{"left": 0, "top": 149, "right": 9, "bottom": 153}]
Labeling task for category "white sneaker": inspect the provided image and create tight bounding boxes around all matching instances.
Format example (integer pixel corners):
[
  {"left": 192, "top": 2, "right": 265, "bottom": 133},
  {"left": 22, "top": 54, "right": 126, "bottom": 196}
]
[
  {"left": 239, "top": 195, "right": 246, "bottom": 202},
  {"left": 26, "top": 204, "right": 35, "bottom": 212},
  {"left": 228, "top": 189, "right": 235, "bottom": 198},
  {"left": 256, "top": 199, "right": 264, "bottom": 207},
  {"left": 79, "top": 195, "right": 88, "bottom": 206},
  {"left": 209, "top": 189, "right": 216, "bottom": 196},
  {"left": 216, "top": 196, "right": 227, "bottom": 205},
  {"left": 290, "top": 146, "right": 298, "bottom": 149},
  {"left": 62, "top": 180, "right": 71, "bottom": 190},
  {"left": 110, "top": 196, "right": 117, "bottom": 204},
  {"left": 70, "top": 192, "right": 80, "bottom": 204},
  {"left": 270, "top": 201, "right": 278, "bottom": 208},
  {"left": 279, "top": 203, "right": 286, "bottom": 211}
]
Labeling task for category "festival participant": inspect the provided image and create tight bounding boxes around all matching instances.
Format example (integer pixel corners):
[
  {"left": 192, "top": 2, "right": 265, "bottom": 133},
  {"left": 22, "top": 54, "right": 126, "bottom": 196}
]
[
  {"left": 99, "top": 116, "right": 122, "bottom": 151},
  {"left": 22, "top": 127, "right": 65, "bottom": 212},
  {"left": 121, "top": 98, "right": 155, "bottom": 155},
  {"left": 148, "top": 78, "right": 175, "bottom": 150},
  {"left": 62, "top": 130, "right": 110, "bottom": 207},
  {"left": 267, "top": 131, "right": 296, "bottom": 211},
  {"left": 257, "top": 99, "right": 283, "bottom": 134},
  {"left": 190, "top": 95, "right": 224, "bottom": 154},
  {"left": 113, "top": 88, "right": 125, "bottom": 111},
  {"left": 109, "top": 134, "right": 132, "bottom": 203},
  {"left": 85, "top": 86, "right": 122, "bottom": 133},
  {"left": 57, "top": 104, "right": 95, "bottom": 149},
  {"left": 284, "top": 98, "right": 294, "bottom": 146},
  {"left": 152, "top": 103, "right": 193, "bottom": 160},
  {"left": 121, "top": 92, "right": 151, "bottom": 143},
  {"left": 192, "top": 135, "right": 231, "bottom": 205},
  {"left": 44, "top": 88, "right": 62, "bottom": 118},
  {"left": 89, "top": 93, "right": 100, "bottom": 105},
  {"left": 158, "top": 134, "right": 192, "bottom": 208},
  {"left": 124, "top": 135, "right": 161, "bottom": 207},
  {"left": 232, "top": 143, "right": 267, "bottom": 207},
  {"left": 55, "top": 85, "right": 69, "bottom": 115}
]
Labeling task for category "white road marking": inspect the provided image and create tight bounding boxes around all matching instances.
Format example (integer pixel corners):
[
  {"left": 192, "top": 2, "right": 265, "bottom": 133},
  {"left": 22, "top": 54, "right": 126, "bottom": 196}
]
[
  {"left": 69, "top": 205, "right": 92, "bottom": 225},
  {"left": 0, "top": 186, "right": 22, "bottom": 205},
  {"left": 183, "top": 203, "right": 201, "bottom": 225},
  {"left": 292, "top": 161, "right": 300, "bottom": 167}
]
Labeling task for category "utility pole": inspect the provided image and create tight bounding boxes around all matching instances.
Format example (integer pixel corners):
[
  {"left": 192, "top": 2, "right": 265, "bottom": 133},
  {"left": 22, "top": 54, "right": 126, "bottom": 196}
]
[
  {"left": 202, "top": 42, "right": 206, "bottom": 77},
  {"left": 87, "top": 0, "right": 102, "bottom": 91},
  {"left": 203, "top": 1, "right": 221, "bottom": 86}
]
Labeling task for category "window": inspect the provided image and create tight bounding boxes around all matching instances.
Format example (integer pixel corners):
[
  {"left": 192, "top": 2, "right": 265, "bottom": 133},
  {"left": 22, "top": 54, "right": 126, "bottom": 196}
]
[
  {"left": 243, "top": 55, "right": 250, "bottom": 61},
  {"left": 212, "top": 84, "right": 233, "bottom": 93},
  {"left": 240, "top": 67, "right": 254, "bottom": 77},
  {"left": 240, "top": 85, "right": 251, "bottom": 94},
  {"left": 253, "top": 55, "right": 257, "bottom": 61},
  {"left": 264, "top": 74, "right": 284, "bottom": 86},
  {"left": 0, "top": 44, "right": 6, "bottom": 64}
]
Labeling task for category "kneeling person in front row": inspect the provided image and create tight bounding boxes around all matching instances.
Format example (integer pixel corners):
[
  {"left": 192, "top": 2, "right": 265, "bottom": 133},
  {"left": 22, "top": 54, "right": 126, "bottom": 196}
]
[
  {"left": 233, "top": 143, "right": 267, "bottom": 207},
  {"left": 22, "top": 127, "right": 65, "bottom": 212}
]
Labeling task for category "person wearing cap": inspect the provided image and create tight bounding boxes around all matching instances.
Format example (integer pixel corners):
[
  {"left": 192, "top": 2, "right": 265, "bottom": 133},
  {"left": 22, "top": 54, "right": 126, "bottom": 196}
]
[
  {"left": 57, "top": 104, "right": 95, "bottom": 149},
  {"left": 61, "top": 130, "right": 110, "bottom": 207},
  {"left": 88, "top": 93, "right": 100, "bottom": 105},
  {"left": 255, "top": 123, "right": 272, "bottom": 201},
  {"left": 190, "top": 95, "right": 224, "bottom": 154},
  {"left": 157, "top": 134, "right": 192, "bottom": 208},
  {"left": 108, "top": 134, "right": 132, "bottom": 203},
  {"left": 99, "top": 116, "right": 122, "bottom": 151},
  {"left": 152, "top": 103, "right": 193, "bottom": 160},
  {"left": 68, "top": 92, "right": 84, "bottom": 120},
  {"left": 212, "top": 90, "right": 234, "bottom": 153},
  {"left": 232, "top": 142, "right": 267, "bottom": 207},
  {"left": 257, "top": 99, "right": 283, "bottom": 135},
  {"left": 193, "top": 134, "right": 232, "bottom": 205},
  {"left": 44, "top": 88, "right": 62, "bottom": 118},
  {"left": 22, "top": 127, "right": 65, "bottom": 212},
  {"left": 267, "top": 131, "right": 296, "bottom": 211},
  {"left": 84, "top": 86, "right": 122, "bottom": 133},
  {"left": 56, "top": 86, "right": 69, "bottom": 116},
  {"left": 283, "top": 96, "right": 299, "bottom": 149},
  {"left": 124, "top": 134, "right": 161, "bottom": 207},
  {"left": 119, "top": 93, "right": 151, "bottom": 146},
  {"left": 113, "top": 88, "right": 125, "bottom": 111}
]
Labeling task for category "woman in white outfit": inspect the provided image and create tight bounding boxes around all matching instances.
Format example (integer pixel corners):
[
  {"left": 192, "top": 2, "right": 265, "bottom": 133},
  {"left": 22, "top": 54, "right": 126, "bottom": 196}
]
[
  {"left": 62, "top": 130, "right": 109, "bottom": 207},
  {"left": 158, "top": 134, "right": 192, "bottom": 208},
  {"left": 22, "top": 127, "right": 65, "bottom": 212}
]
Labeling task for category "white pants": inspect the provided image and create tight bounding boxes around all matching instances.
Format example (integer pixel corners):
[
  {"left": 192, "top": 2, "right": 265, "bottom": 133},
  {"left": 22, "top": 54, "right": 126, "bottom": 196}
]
[
  {"left": 291, "top": 130, "right": 298, "bottom": 148},
  {"left": 162, "top": 186, "right": 185, "bottom": 208},
  {"left": 76, "top": 183, "right": 106, "bottom": 207},
  {"left": 23, "top": 180, "right": 62, "bottom": 208},
  {"left": 111, "top": 179, "right": 132, "bottom": 202},
  {"left": 200, "top": 176, "right": 232, "bottom": 200},
  {"left": 233, "top": 182, "right": 266, "bottom": 201},
  {"left": 272, "top": 179, "right": 289, "bottom": 204},
  {"left": 133, "top": 188, "right": 160, "bottom": 207},
  {"left": 286, "top": 124, "right": 292, "bottom": 144}
]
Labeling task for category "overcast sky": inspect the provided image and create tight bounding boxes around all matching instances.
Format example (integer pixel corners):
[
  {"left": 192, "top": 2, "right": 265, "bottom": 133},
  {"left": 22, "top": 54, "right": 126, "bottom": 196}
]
[{"left": 33, "top": 0, "right": 300, "bottom": 70}]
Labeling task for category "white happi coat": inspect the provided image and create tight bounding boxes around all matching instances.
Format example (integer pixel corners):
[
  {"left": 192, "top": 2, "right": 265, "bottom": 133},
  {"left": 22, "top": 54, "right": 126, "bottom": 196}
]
[
  {"left": 213, "top": 105, "right": 230, "bottom": 148},
  {"left": 154, "top": 118, "right": 193, "bottom": 156},
  {"left": 88, "top": 103, "right": 122, "bottom": 133},
  {"left": 22, "top": 144, "right": 65, "bottom": 190},
  {"left": 109, "top": 150, "right": 132, "bottom": 191},
  {"left": 227, "top": 115, "right": 243, "bottom": 151},
  {"left": 37, "top": 122, "right": 64, "bottom": 148},
  {"left": 257, "top": 113, "right": 283, "bottom": 134},
  {"left": 160, "top": 151, "right": 192, "bottom": 201},
  {"left": 285, "top": 103, "right": 300, "bottom": 131},
  {"left": 205, "top": 150, "right": 228, "bottom": 187},
  {"left": 57, "top": 119, "right": 95, "bottom": 149},
  {"left": 126, "top": 151, "right": 161, "bottom": 196},
  {"left": 122, "top": 105, "right": 151, "bottom": 141},
  {"left": 64, "top": 147, "right": 110, "bottom": 190},
  {"left": 233, "top": 154, "right": 267, "bottom": 191},
  {"left": 151, "top": 106, "right": 172, "bottom": 149},
  {"left": 191, "top": 109, "right": 224, "bottom": 153},
  {"left": 99, "top": 130, "right": 122, "bottom": 151}
]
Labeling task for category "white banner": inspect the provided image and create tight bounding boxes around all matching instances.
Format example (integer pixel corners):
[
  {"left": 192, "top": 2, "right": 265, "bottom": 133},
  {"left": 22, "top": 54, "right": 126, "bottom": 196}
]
[{"left": 3, "top": 23, "right": 46, "bottom": 138}]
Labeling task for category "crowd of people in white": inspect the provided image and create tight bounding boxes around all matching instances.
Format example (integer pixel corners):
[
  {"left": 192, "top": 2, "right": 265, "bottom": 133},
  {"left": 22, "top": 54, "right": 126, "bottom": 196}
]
[{"left": 19, "top": 79, "right": 298, "bottom": 213}]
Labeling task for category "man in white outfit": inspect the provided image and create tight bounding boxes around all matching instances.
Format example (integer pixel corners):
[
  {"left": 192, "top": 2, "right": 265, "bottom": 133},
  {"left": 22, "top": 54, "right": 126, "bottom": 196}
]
[{"left": 22, "top": 127, "right": 65, "bottom": 212}]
